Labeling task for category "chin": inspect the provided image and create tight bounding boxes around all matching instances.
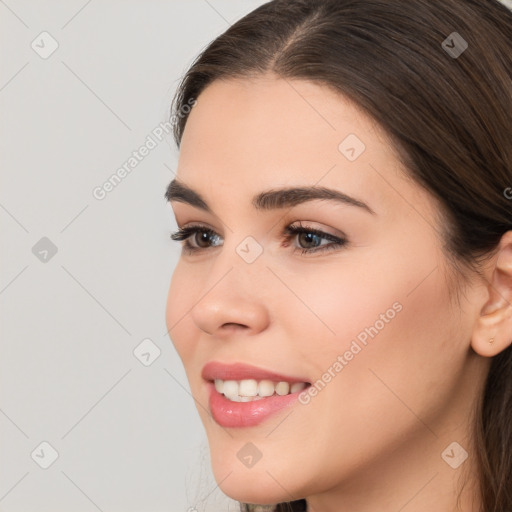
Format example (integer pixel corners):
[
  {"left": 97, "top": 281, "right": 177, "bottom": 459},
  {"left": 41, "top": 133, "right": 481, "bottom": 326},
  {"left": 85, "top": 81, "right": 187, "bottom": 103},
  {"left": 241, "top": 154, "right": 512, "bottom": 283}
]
[
  {"left": 213, "top": 470, "right": 288, "bottom": 506},
  {"left": 207, "top": 443, "right": 305, "bottom": 505}
]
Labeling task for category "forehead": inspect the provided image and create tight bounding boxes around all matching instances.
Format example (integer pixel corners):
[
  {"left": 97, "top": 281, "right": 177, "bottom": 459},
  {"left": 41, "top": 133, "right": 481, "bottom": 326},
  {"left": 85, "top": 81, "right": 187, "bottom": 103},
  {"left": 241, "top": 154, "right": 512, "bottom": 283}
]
[
  {"left": 179, "top": 74, "right": 390, "bottom": 168},
  {"left": 175, "top": 75, "right": 427, "bottom": 218}
]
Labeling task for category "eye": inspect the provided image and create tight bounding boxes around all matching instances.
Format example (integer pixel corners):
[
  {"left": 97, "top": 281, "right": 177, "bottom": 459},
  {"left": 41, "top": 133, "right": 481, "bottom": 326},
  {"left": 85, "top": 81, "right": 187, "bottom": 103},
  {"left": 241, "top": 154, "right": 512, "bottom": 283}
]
[
  {"left": 170, "top": 224, "right": 223, "bottom": 254},
  {"left": 170, "top": 222, "right": 347, "bottom": 256},
  {"left": 283, "top": 222, "right": 348, "bottom": 255}
]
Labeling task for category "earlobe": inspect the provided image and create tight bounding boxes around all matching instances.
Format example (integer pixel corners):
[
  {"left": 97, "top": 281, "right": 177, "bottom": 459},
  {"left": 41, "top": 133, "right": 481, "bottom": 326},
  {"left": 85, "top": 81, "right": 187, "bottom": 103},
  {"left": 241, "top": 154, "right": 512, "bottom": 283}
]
[{"left": 471, "top": 231, "right": 512, "bottom": 357}]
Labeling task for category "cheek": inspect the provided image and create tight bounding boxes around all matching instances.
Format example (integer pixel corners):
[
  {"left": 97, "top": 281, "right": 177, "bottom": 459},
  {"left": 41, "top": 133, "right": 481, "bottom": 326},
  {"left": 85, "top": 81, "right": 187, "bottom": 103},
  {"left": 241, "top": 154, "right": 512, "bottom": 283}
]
[
  {"left": 286, "top": 242, "right": 457, "bottom": 407},
  {"left": 228, "top": 269, "right": 451, "bottom": 498},
  {"left": 285, "top": 227, "right": 452, "bottom": 369},
  {"left": 291, "top": 252, "right": 460, "bottom": 458}
]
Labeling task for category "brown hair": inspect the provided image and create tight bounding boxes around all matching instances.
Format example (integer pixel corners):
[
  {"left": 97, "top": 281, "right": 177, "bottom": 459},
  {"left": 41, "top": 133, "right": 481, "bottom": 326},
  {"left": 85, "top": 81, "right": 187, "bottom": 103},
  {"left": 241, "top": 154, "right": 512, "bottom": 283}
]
[{"left": 169, "top": 1, "right": 512, "bottom": 510}]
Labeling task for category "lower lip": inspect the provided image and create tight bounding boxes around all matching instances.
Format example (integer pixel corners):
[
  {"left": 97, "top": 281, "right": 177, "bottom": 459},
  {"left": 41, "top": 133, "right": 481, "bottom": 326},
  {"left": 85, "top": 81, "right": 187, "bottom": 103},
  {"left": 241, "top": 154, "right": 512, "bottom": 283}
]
[{"left": 207, "top": 382, "right": 305, "bottom": 428}]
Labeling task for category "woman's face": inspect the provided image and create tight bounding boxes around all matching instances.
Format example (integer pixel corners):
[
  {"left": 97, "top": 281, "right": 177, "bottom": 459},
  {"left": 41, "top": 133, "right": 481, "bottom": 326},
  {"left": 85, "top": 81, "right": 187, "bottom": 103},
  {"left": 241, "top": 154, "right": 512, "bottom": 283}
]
[{"left": 165, "top": 75, "right": 486, "bottom": 507}]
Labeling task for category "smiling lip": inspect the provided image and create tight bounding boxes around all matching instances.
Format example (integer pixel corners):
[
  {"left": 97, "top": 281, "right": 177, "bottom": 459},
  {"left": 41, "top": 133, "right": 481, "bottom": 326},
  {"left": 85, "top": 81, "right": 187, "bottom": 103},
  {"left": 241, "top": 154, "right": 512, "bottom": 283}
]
[
  {"left": 201, "top": 361, "right": 309, "bottom": 383},
  {"left": 202, "top": 362, "right": 310, "bottom": 428}
]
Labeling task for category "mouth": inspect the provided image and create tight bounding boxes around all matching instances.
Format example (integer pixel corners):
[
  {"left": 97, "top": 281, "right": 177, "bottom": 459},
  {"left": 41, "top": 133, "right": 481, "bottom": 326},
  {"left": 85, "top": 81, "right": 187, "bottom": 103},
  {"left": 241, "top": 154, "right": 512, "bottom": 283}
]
[
  {"left": 212, "top": 378, "right": 309, "bottom": 402},
  {"left": 202, "top": 361, "right": 311, "bottom": 428}
]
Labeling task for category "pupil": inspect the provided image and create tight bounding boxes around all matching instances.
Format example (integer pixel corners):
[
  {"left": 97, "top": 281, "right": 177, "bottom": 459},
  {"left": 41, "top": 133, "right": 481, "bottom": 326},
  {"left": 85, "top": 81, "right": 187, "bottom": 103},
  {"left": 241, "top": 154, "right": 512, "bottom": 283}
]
[
  {"left": 300, "top": 232, "right": 320, "bottom": 248},
  {"left": 197, "top": 231, "right": 211, "bottom": 247}
]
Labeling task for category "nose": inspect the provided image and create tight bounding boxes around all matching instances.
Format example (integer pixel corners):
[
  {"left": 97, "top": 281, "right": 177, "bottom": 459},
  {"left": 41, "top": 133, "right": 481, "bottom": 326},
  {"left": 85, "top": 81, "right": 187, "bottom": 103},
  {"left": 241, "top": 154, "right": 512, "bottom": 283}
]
[{"left": 190, "top": 261, "right": 271, "bottom": 338}]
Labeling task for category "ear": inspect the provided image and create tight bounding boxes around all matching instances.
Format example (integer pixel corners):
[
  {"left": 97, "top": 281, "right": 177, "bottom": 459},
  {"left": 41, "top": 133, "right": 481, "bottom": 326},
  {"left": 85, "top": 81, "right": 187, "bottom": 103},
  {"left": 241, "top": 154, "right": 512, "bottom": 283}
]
[{"left": 471, "top": 230, "right": 512, "bottom": 357}]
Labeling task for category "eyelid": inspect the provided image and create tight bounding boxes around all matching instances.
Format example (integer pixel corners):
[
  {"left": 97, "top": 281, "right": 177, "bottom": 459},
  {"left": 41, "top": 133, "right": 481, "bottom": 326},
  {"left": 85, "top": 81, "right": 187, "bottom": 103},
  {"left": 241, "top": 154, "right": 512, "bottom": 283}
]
[
  {"left": 173, "top": 220, "right": 342, "bottom": 238},
  {"left": 170, "top": 221, "right": 348, "bottom": 256},
  {"left": 285, "top": 220, "right": 347, "bottom": 241}
]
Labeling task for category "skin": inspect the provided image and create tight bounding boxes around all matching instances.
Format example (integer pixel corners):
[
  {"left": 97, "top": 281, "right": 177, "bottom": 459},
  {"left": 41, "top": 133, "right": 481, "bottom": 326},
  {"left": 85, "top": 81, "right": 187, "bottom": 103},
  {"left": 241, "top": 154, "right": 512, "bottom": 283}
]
[{"left": 165, "top": 74, "right": 512, "bottom": 511}]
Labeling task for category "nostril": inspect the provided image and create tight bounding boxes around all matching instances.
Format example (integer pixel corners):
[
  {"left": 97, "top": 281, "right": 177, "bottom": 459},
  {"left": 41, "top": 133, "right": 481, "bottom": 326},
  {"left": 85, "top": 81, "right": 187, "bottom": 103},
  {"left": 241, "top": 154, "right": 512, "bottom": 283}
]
[{"left": 222, "top": 322, "right": 247, "bottom": 329}]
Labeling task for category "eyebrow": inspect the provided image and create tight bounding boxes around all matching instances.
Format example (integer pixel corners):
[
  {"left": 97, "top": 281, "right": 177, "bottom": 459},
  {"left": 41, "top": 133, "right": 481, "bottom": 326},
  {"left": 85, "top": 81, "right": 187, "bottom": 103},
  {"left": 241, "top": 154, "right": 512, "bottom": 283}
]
[{"left": 165, "top": 179, "right": 375, "bottom": 215}]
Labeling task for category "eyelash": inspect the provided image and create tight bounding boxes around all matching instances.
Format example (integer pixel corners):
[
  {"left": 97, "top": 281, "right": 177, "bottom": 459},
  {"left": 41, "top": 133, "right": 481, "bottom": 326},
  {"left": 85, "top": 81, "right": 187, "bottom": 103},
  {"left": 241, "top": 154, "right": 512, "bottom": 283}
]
[{"left": 169, "top": 222, "right": 347, "bottom": 256}]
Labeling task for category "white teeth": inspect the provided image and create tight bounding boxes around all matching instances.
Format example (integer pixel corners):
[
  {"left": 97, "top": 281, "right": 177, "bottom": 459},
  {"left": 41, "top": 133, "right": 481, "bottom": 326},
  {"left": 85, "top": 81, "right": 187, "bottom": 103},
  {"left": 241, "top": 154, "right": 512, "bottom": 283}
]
[
  {"left": 214, "top": 379, "right": 224, "bottom": 394},
  {"left": 214, "top": 378, "right": 308, "bottom": 402},
  {"left": 222, "top": 380, "right": 239, "bottom": 399},
  {"left": 275, "top": 382, "right": 290, "bottom": 396},
  {"left": 258, "top": 380, "right": 275, "bottom": 397},
  {"left": 290, "top": 382, "right": 307, "bottom": 393},
  {"left": 239, "top": 379, "right": 258, "bottom": 397}
]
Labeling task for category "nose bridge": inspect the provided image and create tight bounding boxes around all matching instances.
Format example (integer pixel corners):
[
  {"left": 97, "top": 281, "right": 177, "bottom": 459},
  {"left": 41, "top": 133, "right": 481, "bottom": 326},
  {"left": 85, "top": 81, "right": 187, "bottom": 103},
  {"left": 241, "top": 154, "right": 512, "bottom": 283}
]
[
  {"left": 212, "top": 231, "right": 267, "bottom": 289},
  {"left": 190, "top": 234, "right": 269, "bottom": 335}
]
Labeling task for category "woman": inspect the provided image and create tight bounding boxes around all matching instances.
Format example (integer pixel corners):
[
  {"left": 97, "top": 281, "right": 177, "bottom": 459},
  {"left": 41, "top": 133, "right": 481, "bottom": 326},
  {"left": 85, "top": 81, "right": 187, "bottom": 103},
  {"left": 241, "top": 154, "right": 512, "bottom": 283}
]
[{"left": 164, "top": 1, "right": 512, "bottom": 510}]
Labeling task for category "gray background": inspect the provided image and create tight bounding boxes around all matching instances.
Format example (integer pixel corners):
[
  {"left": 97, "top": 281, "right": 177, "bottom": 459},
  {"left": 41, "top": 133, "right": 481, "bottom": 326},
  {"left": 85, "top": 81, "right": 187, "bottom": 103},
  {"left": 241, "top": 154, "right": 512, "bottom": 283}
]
[{"left": 1, "top": 1, "right": 511, "bottom": 512}]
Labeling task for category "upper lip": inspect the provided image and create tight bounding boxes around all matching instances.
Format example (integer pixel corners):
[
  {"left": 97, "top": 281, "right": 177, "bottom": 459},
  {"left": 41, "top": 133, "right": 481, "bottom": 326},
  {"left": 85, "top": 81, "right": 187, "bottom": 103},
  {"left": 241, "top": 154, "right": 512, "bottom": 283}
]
[{"left": 202, "top": 361, "right": 309, "bottom": 384}]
